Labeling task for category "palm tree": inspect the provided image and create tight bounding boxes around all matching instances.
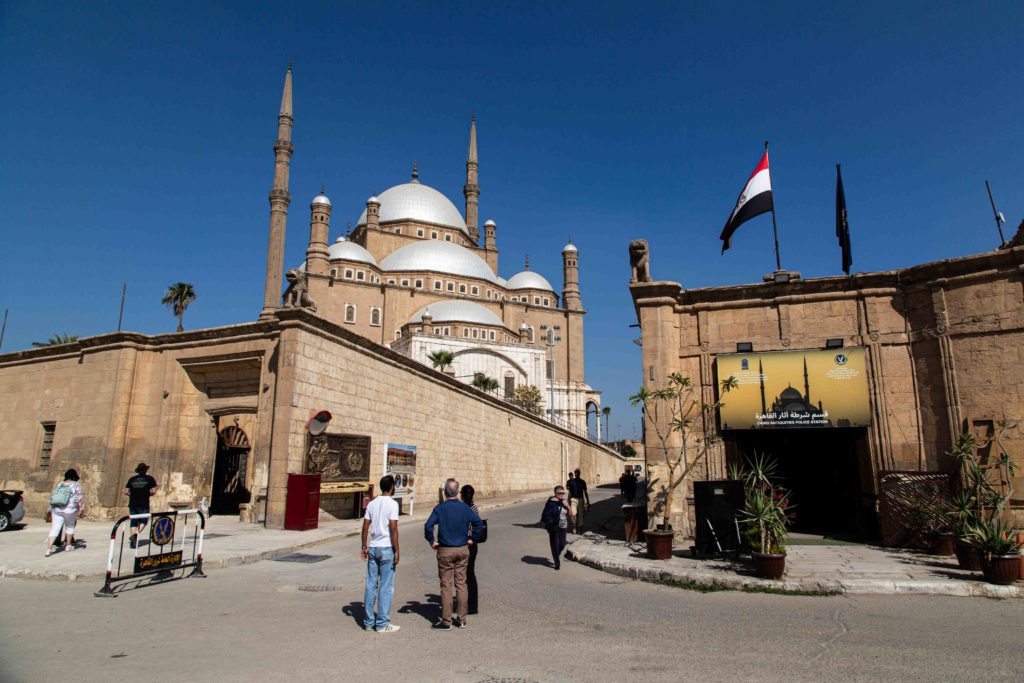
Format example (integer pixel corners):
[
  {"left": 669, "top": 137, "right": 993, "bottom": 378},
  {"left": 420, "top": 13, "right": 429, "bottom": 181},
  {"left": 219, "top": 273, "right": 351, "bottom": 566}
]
[
  {"left": 602, "top": 406, "right": 611, "bottom": 443},
  {"left": 472, "top": 373, "right": 500, "bottom": 394},
  {"left": 31, "top": 333, "right": 79, "bottom": 347},
  {"left": 427, "top": 349, "right": 454, "bottom": 373},
  {"left": 161, "top": 282, "right": 197, "bottom": 332}
]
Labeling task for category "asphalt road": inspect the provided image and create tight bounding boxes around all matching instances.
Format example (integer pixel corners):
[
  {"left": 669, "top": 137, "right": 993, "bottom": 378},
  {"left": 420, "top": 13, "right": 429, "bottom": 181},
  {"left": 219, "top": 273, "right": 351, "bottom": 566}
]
[{"left": 2, "top": 487, "right": 1023, "bottom": 683}]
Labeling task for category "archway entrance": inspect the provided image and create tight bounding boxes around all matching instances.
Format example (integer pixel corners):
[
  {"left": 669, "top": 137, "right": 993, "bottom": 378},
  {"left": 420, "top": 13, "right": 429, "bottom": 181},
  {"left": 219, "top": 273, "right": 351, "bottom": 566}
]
[
  {"left": 586, "top": 401, "right": 601, "bottom": 442},
  {"left": 211, "top": 425, "right": 251, "bottom": 516}
]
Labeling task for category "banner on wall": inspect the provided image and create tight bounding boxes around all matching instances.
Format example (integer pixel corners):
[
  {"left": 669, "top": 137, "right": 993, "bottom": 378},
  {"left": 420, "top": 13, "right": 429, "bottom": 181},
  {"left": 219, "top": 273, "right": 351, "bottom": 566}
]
[
  {"left": 384, "top": 443, "right": 418, "bottom": 514},
  {"left": 715, "top": 348, "right": 870, "bottom": 430}
]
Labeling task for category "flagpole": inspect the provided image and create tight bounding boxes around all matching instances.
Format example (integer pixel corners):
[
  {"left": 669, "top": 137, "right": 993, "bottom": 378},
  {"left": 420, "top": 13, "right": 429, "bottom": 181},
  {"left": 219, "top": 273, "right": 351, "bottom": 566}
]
[{"left": 766, "top": 140, "right": 781, "bottom": 271}]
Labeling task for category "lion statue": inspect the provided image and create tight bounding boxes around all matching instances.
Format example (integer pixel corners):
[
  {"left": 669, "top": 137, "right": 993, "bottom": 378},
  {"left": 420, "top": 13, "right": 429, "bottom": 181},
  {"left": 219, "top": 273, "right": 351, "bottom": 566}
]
[
  {"left": 629, "top": 239, "right": 651, "bottom": 283},
  {"left": 282, "top": 268, "right": 316, "bottom": 311}
]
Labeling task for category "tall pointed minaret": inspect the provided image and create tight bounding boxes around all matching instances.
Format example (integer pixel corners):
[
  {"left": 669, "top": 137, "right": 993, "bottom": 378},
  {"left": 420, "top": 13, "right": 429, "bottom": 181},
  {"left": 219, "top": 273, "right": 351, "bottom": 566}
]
[
  {"left": 260, "top": 64, "right": 295, "bottom": 319},
  {"left": 803, "top": 356, "right": 811, "bottom": 403},
  {"left": 561, "top": 237, "right": 583, "bottom": 311},
  {"left": 464, "top": 115, "right": 480, "bottom": 244}
]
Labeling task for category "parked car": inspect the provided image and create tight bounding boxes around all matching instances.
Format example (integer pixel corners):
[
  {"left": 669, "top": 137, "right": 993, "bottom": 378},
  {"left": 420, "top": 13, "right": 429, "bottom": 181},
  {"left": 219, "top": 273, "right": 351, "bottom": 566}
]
[{"left": 1, "top": 490, "right": 25, "bottom": 531}]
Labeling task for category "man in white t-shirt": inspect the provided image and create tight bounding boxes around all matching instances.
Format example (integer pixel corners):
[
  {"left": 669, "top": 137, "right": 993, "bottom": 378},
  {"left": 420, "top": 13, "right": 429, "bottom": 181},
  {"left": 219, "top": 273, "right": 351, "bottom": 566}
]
[{"left": 361, "top": 475, "right": 400, "bottom": 633}]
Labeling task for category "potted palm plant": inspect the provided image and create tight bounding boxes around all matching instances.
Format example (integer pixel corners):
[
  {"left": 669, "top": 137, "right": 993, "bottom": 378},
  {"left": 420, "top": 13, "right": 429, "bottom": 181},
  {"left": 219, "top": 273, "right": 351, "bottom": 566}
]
[
  {"left": 737, "top": 454, "right": 791, "bottom": 579},
  {"left": 949, "top": 489, "right": 982, "bottom": 570},
  {"left": 629, "top": 373, "right": 737, "bottom": 560},
  {"left": 969, "top": 518, "right": 1020, "bottom": 585}
]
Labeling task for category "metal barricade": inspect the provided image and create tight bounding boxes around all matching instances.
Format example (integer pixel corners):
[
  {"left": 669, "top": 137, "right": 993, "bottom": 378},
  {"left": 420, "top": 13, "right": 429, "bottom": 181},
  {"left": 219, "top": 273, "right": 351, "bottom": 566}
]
[{"left": 95, "top": 509, "right": 206, "bottom": 597}]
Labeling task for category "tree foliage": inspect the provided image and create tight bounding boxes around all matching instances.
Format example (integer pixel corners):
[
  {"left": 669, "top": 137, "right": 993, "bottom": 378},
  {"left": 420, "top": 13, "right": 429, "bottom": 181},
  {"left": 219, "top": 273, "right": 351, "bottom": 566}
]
[
  {"left": 31, "top": 334, "right": 79, "bottom": 347},
  {"left": 471, "top": 372, "right": 500, "bottom": 393},
  {"left": 510, "top": 384, "right": 544, "bottom": 415},
  {"left": 161, "top": 282, "right": 197, "bottom": 333},
  {"left": 629, "top": 372, "right": 737, "bottom": 534},
  {"left": 427, "top": 349, "right": 454, "bottom": 372}
]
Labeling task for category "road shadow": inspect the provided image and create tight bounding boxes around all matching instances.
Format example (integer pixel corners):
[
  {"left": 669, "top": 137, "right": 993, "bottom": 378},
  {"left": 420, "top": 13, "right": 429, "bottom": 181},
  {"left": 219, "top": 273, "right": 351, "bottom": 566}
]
[
  {"left": 341, "top": 601, "right": 365, "bottom": 628},
  {"left": 579, "top": 494, "right": 631, "bottom": 541},
  {"left": 512, "top": 521, "right": 544, "bottom": 529},
  {"left": 397, "top": 594, "right": 442, "bottom": 624},
  {"left": 520, "top": 555, "right": 553, "bottom": 568}
]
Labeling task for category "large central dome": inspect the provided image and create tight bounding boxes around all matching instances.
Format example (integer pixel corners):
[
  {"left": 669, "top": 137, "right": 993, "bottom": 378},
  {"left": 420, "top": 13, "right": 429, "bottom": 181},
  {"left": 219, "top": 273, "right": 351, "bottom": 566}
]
[
  {"left": 380, "top": 240, "right": 502, "bottom": 284},
  {"left": 357, "top": 182, "right": 468, "bottom": 235}
]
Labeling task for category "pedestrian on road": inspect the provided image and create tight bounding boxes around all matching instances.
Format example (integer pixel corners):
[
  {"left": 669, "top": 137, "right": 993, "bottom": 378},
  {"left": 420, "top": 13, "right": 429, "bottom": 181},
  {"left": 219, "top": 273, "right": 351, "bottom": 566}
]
[
  {"left": 124, "top": 463, "right": 157, "bottom": 548},
  {"left": 460, "top": 484, "right": 481, "bottom": 615},
  {"left": 566, "top": 468, "right": 590, "bottom": 534},
  {"left": 361, "top": 474, "right": 400, "bottom": 633},
  {"left": 424, "top": 478, "right": 483, "bottom": 631},
  {"left": 622, "top": 469, "right": 637, "bottom": 503},
  {"left": 540, "top": 485, "right": 573, "bottom": 570},
  {"left": 46, "top": 469, "right": 85, "bottom": 557}
]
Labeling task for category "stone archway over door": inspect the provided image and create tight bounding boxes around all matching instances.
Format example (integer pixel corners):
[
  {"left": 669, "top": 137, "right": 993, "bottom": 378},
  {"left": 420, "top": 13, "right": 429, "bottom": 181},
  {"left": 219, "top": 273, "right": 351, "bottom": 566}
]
[
  {"left": 586, "top": 401, "right": 601, "bottom": 442},
  {"left": 211, "top": 425, "right": 251, "bottom": 515}
]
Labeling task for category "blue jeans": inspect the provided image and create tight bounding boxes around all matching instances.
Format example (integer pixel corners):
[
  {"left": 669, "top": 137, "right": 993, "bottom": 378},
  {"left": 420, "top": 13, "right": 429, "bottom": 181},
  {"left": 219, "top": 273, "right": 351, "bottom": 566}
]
[{"left": 363, "top": 546, "right": 395, "bottom": 630}]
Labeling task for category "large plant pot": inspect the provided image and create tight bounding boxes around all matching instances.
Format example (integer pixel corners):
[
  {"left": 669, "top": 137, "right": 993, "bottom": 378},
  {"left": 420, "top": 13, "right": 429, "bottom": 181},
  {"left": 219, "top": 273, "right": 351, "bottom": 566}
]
[
  {"left": 928, "top": 533, "right": 956, "bottom": 557},
  {"left": 954, "top": 539, "right": 983, "bottom": 571},
  {"left": 644, "top": 529, "right": 674, "bottom": 560},
  {"left": 981, "top": 553, "right": 1020, "bottom": 585},
  {"left": 752, "top": 552, "right": 786, "bottom": 579}
]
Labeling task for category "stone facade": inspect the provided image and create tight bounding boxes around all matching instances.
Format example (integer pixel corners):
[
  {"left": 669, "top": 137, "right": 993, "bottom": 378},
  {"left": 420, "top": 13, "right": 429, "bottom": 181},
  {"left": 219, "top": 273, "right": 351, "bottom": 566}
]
[
  {"left": 630, "top": 242, "right": 1024, "bottom": 536},
  {"left": 0, "top": 309, "right": 624, "bottom": 526}
]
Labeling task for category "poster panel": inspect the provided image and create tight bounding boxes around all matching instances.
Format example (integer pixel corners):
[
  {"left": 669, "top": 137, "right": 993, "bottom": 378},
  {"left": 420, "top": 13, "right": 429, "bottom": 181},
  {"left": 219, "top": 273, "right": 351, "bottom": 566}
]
[
  {"left": 305, "top": 433, "right": 372, "bottom": 493},
  {"left": 384, "top": 443, "right": 417, "bottom": 514},
  {"left": 716, "top": 348, "right": 870, "bottom": 430}
]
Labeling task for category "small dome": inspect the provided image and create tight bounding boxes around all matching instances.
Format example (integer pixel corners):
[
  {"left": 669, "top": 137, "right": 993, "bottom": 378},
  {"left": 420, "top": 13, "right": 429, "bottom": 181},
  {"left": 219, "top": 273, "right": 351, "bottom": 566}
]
[
  {"left": 380, "top": 240, "right": 501, "bottom": 284},
  {"left": 506, "top": 271, "right": 555, "bottom": 292},
  {"left": 562, "top": 242, "right": 578, "bottom": 253},
  {"left": 357, "top": 182, "right": 467, "bottom": 235},
  {"left": 408, "top": 301, "right": 504, "bottom": 327},
  {"left": 519, "top": 321, "right": 530, "bottom": 331},
  {"left": 484, "top": 219, "right": 496, "bottom": 227},
  {"left": 367, "top": 195, "right": 380, "bottom": 205},
  {"left": 328, "top": 240, "right": 378, "bottom": 266},
  {"left": 312, "top": 193, "right": 331, "bottom": 207}
]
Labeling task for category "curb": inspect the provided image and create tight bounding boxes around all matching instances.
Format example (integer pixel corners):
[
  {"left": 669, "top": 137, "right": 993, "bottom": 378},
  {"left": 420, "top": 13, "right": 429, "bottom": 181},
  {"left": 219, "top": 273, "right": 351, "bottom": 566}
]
[
  {"left": 566, "top": 537, "right": 1023, "bottom": 599},
  {"left": 0, "top": 491, "right": 549, "bottom": 583}
]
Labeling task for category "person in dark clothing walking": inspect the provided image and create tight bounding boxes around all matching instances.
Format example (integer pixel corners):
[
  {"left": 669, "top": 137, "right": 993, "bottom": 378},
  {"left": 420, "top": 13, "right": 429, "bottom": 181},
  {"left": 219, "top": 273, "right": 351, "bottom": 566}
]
[
  {"left": 460, "top": 484, "right": 481, "bottom": 615},
  {"left": 566, "top": 468, "right": 590, "bottom": 534},
  {"left": 622, "top": 469, "right": 637, "bottom": 503},
  {"left": 540, "top": 485, "right": 573, "bottom": 570},
  {"left": 124, "top": 463, "right": 157, "bottom": 548},
  {"left": 424, "top": 478, "right": 483, "bottom": 630}
]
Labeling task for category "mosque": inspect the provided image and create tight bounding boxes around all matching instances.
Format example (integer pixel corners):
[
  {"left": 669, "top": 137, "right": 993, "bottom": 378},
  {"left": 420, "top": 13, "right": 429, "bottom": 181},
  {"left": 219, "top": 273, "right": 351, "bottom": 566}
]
[{"left": 267, "top": 67, "right": 602, "bottom": 435}]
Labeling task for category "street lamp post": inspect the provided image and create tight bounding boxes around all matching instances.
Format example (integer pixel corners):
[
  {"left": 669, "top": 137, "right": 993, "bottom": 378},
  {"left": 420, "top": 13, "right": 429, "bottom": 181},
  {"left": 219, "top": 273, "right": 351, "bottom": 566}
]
[{"left": 545, "top": 328, "right": 557, "bottom": 424}]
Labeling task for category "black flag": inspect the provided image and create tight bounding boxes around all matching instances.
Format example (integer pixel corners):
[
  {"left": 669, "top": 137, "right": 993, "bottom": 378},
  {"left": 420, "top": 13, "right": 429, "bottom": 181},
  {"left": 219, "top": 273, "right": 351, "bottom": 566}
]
[{"left": 836, "top": 164, "right": 852, "bottom": 275}]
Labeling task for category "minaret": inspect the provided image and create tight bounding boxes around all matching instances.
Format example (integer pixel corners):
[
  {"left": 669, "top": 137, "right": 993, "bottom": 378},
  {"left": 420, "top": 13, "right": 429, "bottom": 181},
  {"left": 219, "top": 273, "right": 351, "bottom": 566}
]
[
  {"left": 561, "top": 238, "right": 582, "bottom": 311},
  {"left": 803, "top": 356, "right": 811, "bottom": 403},
  {"left": 306, "top": 187, "right": 331, "bottom": 275},
  {"left": 260, "top": 64, "right": 294, "bottom": 319},
  {"left": 464, "top": 116, "right": 480, "bottom": 243},
  {"left": 484, "top": 218, "right": 496, "bottom": 251}
]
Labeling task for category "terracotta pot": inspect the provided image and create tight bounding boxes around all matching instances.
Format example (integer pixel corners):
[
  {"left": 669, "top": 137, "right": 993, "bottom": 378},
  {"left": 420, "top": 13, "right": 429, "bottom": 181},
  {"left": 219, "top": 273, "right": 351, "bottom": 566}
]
[
  {"left": 644, "top": 529, "right": 674, "bottom": 560},
  {"left": 928, "top": 533, "right": 956, "bottom": 557},
  {"left": 954, "top": 539, "right": 983, "bottom": 571},
  {"left": 752, "top": 552, "right": 786, "bottom": 579},
  {"left": 981, "top": 553, "right": 1021, "bottom": 585}
]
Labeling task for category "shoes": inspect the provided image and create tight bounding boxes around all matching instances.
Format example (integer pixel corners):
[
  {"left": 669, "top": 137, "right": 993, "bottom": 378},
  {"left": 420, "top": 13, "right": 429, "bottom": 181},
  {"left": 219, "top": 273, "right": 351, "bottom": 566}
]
[
  {"left": 129, "top": 536, "right": 137, "bottom": 549},
  {"left": 432, "top": 621, "right": 452, "bottom": 631},
  {"left": 554, "top": 563, "right": 561, "bottom": 570},
  {"left": 364, "top": 625, "right": 375, "bottom": 632},
  {"left": 453, "top": 618, "right": 467, "bottom": 629},
  {"left": 378, "top": 624, "right": 401, "bottom": 633},
  {"left": 45, "top": 548, "right": 54, "bottom": 557}
]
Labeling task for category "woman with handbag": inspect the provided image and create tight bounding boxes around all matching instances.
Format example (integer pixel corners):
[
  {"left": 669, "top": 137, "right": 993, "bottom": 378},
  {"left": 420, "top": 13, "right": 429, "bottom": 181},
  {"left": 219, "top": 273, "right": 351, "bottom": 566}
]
[
  {"left": 460, "top": 484, "right": 483, "bottom": 615},
  {"left": 46, "top": 469, "right": 85, "bottom": 557}
]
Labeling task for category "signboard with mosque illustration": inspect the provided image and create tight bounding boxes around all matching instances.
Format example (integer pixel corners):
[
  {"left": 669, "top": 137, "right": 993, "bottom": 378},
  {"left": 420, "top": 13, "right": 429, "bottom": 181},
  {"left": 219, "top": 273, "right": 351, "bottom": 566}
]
[
  {"left": 715, "top": 348, "right": 870, "bottom": 430},
  {"left": 384, "top": 443, "right": 418, "bottom": 514}
]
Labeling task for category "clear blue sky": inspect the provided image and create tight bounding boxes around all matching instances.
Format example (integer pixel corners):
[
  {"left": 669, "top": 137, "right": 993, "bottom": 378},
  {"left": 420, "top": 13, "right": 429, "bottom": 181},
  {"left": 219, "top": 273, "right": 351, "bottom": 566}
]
[{"left": 2, "top": 1, "right": 1021, "bottom": 439}]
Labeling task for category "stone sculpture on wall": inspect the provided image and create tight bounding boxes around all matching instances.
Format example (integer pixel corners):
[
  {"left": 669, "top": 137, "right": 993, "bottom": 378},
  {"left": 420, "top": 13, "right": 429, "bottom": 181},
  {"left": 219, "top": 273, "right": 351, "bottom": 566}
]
[
  {"left": 629, "top": 239, "right": 652, "bottom": 283},
  {"left": 282, "top": 268, "right": 316, "bottom": 311}
]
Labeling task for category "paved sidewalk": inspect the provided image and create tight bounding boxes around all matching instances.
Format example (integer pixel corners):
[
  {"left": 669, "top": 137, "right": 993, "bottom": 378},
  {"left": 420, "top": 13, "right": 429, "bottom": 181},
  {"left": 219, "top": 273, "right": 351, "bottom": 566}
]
[
  {"left": 567, "top": 534, "right": 1023, "bottom": 599},
  {"left": 0, "top": 489, "right": 549, "bottom": 582}
]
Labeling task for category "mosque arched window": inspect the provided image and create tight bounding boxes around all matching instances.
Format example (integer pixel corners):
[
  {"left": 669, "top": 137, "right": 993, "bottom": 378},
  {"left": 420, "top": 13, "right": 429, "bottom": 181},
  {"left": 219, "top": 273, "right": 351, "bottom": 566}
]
[
  {"left": 460, "top": 284, "right": 467, "bottom": 294},
  {"left": 370, "top": 308, "right": 382, "bottom": 327},
  {"left": 543, "top": 297, "right": 550, "bottom": 307},
  {"left": 444, "top": 234, "right": 452, "bottom": 242},
  {"left": 471, "top": 286, "right": 479, "bottom": 296},
  {"left": 344, "top": 305, "right": 356, "bottom": 324}
]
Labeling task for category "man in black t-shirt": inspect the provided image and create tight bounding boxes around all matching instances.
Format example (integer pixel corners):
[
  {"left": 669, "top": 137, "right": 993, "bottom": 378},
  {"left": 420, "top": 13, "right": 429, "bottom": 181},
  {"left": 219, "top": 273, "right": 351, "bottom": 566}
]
[
  {"left": 566, "top": 468, "right": 590, "bottom": 534},
  {"left": 124, "top": 463, "right": 158, "bottom": 548}
]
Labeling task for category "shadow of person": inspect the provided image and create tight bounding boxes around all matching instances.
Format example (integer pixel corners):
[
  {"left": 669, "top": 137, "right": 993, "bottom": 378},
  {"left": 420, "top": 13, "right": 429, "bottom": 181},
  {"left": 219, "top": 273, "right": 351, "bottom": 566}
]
[
  {"left": 520, "top": 555, "right": 553, "bottom": 567},
  {"left": 397, "top": 594, "right": 441, "bottom": 623},
  {"left": 511, "top": 522, "right": 545, "bottom": 529},
  {"left": 341, "top": 601, "right": 366, "bottom": 628}
]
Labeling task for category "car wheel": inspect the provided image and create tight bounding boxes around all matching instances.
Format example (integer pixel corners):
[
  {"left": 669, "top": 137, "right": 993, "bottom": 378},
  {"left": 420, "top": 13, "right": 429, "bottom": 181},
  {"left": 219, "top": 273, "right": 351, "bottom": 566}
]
[{"left": 0, "top": 512, "right": 10, "bottom": 532}]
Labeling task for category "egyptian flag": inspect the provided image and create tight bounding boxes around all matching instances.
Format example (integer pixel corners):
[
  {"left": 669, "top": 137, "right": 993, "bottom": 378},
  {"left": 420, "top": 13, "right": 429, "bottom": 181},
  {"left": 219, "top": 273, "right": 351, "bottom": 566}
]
[
  {"left": 720, "top": 150, "right": 773, "bottom": 253},
  {"left": 836, "top": 164, "right": 853, "bottom": 274}
]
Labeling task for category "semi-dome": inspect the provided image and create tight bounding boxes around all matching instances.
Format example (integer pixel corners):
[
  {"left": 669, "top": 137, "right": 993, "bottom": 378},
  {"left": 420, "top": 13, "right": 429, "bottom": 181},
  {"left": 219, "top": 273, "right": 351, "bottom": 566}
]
[
  {"left": 380, "top": 240, "right": 501, "bottom": 285},
  {"left": 408, "top": 301, "right": 504, "bottom": 327},
  {"left": 357, "top": 182, "right": 468, "bottom": 235},
  {"left": 506, "top": 271, "right": 555, "bottom": 292},
  {"left": 328, "top": 237, "right": 378, "bottom": 266}
]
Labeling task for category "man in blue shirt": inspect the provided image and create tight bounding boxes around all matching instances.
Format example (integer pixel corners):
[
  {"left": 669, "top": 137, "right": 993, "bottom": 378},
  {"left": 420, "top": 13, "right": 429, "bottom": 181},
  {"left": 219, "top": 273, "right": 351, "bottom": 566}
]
[{"left": 424, "top": 478, "right": 483, "bottom": 631}]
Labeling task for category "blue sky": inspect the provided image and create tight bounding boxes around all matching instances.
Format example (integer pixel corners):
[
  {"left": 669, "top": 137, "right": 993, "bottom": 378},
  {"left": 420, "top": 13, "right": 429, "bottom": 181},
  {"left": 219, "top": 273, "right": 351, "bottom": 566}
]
[{"left": 1, "top": 1, "right": 1021, "bottom": 439}]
